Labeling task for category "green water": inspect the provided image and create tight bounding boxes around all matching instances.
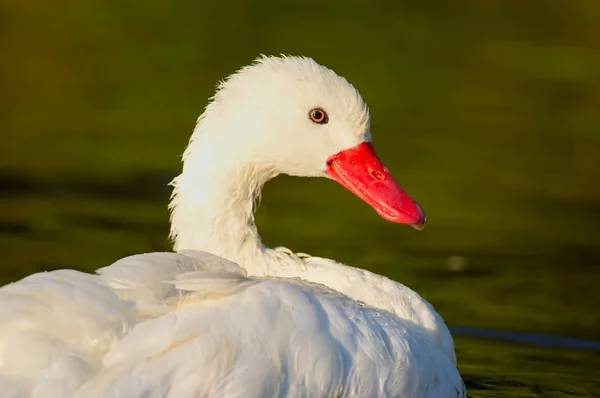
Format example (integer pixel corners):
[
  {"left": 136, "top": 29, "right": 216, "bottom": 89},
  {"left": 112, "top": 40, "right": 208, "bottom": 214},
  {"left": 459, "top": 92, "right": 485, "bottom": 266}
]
[{"left": 1, "top": 1, "right": 600, "bottom": 396}]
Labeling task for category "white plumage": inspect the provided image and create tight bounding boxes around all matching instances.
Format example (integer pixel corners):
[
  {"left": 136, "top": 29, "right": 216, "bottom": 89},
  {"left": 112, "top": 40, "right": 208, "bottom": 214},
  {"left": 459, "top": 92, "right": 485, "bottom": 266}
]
[{"left": 0, "top": 56, "right": 464, "bottom": 397}]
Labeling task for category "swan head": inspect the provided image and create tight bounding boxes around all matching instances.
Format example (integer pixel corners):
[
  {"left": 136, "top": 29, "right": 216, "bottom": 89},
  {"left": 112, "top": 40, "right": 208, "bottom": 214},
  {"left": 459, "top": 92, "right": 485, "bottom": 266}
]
[{"left": 185, "top": 55, "right": 426, "bottom": 229}]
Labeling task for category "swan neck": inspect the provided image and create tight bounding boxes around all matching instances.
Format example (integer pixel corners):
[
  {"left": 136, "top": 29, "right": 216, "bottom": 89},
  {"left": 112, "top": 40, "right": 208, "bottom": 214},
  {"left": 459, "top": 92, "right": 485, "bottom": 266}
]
[{"left": 169, "top": 141, "right": 276, "bottom": 270}]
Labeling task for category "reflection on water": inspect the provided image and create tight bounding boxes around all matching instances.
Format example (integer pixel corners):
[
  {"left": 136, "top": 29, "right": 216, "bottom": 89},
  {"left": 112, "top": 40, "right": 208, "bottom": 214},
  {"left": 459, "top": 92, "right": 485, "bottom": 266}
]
[{"left": 1, "top": 0, "right": 600, "bottom": 396}]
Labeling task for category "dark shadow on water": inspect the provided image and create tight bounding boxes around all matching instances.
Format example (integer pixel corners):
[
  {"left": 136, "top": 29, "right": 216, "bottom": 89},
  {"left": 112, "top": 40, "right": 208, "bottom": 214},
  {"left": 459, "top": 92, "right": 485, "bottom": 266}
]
[
  {"left": 62, "top": 214, "right": 165, "bottom": 233},
  {"left": 0, "top": 171, "right": 174, "bottom": 201},
  {"left": 0, "top": 220, "right": 33, "bottom": 235},
  {"left": 451, "top": 325, "right": 600, "bottom": 350}
]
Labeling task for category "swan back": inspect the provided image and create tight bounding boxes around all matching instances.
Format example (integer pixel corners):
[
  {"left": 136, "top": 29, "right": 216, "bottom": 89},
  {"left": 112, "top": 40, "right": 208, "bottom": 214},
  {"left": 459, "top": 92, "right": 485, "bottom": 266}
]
[{"left": 0, "top": 252, "right": 463, "bottom": 397}]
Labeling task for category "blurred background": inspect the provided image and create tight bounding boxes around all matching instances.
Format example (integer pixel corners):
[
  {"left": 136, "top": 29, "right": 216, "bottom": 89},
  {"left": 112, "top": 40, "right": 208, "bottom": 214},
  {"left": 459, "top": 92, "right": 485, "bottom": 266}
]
[{"left": 1, "top": 0, "right": 599, "bottom": 396}]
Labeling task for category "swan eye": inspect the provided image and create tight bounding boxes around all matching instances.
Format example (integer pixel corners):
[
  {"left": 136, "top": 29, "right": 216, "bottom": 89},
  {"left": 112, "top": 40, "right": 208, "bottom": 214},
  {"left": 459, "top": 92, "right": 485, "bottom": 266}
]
[{"left": 309, "top": 108, "right": 328, "bottom": 124}]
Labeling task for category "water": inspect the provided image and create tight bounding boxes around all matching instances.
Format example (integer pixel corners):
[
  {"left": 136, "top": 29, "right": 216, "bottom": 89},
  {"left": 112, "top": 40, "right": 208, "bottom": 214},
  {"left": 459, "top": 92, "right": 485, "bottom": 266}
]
[{"left": 1, "top": 1, "right": 600, "bottom": 396}]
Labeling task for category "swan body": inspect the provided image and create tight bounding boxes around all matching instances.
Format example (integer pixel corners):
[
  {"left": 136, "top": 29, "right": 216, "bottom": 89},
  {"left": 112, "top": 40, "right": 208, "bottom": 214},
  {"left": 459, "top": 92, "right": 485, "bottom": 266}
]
[{"left": 0, "top": 56, "right": 465, "bottom": 397}]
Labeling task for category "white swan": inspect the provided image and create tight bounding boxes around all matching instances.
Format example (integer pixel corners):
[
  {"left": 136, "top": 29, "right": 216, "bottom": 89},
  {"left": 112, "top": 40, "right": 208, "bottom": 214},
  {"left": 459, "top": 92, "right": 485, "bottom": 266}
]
[{"left": 0, "top": 56, "right": 465, "bottom": 397}]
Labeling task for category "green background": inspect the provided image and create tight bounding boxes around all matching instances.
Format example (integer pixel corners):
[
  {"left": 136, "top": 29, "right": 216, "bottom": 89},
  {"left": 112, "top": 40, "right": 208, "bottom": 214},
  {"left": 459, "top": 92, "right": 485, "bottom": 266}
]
[{"left": 1, "top": 1, "right": 599, "bottom": 396}]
